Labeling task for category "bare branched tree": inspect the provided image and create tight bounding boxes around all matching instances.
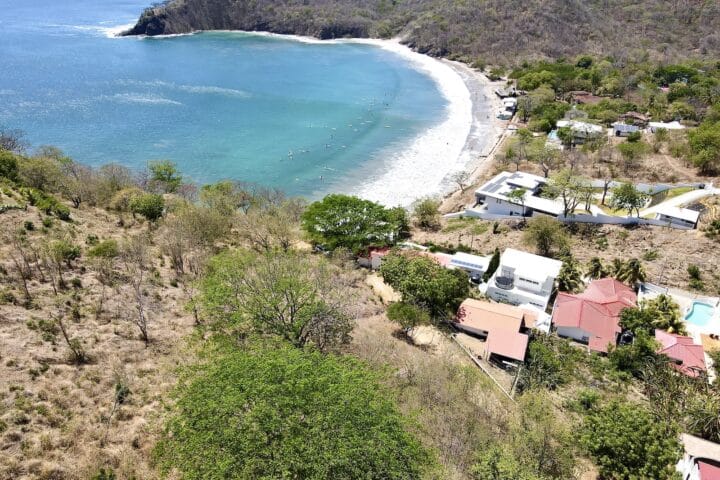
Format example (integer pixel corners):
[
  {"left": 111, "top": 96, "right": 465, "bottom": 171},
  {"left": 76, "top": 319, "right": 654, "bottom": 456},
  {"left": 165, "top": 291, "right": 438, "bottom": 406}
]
[{"left": 121, "top": 234, "right": 151, "bottom": 345}]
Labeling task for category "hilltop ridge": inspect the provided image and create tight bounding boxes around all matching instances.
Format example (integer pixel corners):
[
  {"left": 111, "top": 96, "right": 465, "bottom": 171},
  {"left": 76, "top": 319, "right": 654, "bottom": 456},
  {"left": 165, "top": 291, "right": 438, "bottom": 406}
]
[{"left": 124, "top": 0, "right": 720, "bottom": 62}]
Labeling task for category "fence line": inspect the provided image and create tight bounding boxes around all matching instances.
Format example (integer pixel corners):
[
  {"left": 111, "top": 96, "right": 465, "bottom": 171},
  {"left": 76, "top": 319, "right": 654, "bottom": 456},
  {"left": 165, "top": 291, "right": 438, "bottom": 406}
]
[{"left": 450, "top": 334, "right": 516, "bottom": 402}]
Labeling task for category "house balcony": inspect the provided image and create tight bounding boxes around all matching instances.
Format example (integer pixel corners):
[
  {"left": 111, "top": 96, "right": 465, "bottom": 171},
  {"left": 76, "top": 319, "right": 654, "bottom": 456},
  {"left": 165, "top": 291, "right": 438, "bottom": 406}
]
[{"left": 494, "top": 276, "right": 515, "bottom": 290}]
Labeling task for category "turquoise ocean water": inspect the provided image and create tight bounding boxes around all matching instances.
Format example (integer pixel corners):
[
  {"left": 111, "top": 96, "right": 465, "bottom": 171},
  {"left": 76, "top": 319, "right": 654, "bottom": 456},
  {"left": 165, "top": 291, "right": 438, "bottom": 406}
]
[{"left": 0, "top": 0, "right": 448, "bottom": 199}]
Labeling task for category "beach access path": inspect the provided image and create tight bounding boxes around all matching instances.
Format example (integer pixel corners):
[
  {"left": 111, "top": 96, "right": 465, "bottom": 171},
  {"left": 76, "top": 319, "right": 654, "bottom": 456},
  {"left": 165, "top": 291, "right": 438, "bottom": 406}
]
[{"left": 439, "top": 61, "right": 509, "bottom": 213}]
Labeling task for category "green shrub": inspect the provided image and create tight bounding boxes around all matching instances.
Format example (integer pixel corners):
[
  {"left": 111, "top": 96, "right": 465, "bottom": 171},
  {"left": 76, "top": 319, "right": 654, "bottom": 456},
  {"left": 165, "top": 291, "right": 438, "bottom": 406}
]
[
  {"left": 88, "top": 239, "right": 119, "bottom": 258},
  {"left": 130, "top": 193, "right": 165, "bottom": 221}
]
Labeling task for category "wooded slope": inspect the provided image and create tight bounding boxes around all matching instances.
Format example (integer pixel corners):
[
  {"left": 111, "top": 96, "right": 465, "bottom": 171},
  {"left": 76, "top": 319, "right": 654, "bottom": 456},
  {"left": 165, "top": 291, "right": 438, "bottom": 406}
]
[{"left": 124, "top": 0, "right": 720, "bottom": 63}]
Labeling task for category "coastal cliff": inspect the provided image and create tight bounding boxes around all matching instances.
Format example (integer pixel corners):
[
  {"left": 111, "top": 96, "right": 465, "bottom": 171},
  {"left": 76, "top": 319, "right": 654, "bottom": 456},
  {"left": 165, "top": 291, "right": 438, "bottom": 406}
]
[{"left": 124, "top": 0, "right": 720, "bottom": 61}]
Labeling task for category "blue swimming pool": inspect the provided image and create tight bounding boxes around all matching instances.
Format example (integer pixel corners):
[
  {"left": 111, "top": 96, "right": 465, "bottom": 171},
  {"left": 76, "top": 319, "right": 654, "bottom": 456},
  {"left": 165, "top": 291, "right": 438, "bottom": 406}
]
[{"left": 685, "top": 301, "right": 716, "bottom": 327}]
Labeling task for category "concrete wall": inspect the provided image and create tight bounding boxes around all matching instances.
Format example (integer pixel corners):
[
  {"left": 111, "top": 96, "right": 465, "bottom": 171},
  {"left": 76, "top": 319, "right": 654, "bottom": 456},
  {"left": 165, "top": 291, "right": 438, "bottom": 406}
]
[
  {"left": 450, "top": 209, "right": 696, "bottom": 229},
  {"left": 556, "top": 326, "right": 589, "bottom": 343},
  {"left": 486, "top": 198, "right": 526, "bottom": 216},
  {"left": 557, "top": 213, "right": 695, "bottom": 230},
  {"left": 486, "top": 285, "right": 549, "bottom": 310}
]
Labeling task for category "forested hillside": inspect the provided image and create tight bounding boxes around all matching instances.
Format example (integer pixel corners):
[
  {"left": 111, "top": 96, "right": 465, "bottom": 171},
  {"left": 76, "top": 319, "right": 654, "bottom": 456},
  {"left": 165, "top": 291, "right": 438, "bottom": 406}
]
[{"left": 125, "top": 0, "right": 720, "bottom": 63}]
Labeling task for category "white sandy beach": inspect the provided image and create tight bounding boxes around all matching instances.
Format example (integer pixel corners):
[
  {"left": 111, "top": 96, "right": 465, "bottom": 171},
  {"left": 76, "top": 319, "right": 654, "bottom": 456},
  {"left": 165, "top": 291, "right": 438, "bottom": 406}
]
[{"left": 116, "top": 29, "right": 506, "bottom": 206}]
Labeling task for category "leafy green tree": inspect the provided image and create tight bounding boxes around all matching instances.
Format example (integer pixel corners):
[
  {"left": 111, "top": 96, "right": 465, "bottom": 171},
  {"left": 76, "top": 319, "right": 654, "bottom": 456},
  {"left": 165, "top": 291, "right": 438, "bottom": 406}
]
[
  {"left": 610, "top": 182, "right": 648, "bottom": 217},
  {"left": 517, "top": 336, "right": 572, "bottom": 391},
  {"left": 380, "top": 252, "right": 468, "bottom": 316},
  {"left": 18, "top": 155, "right": 62, "bottom": 191},
  {"left": 0, "top": 149, "right": 19, "bottom": 182},
  {"left": 413, "top": 197, "right": 441, "bottom": 231},
  {"left": 586, "top": 257, "right": 606, "bottom": 280},
  {"left": 580, "top": 400, "right": 681, "bottom": 479},
  {"left": 483, "top": 248, "right": 500, "bottom": 282},
  {"left": 522, "top": 216, "right": 569, "bottom": 258},
  {"left": 689, "top": 121, "right": 720, "bottom": 174},
  {"left": 608, "top": 330, "right": 659, "bottom": 376},
  {"left": 200, "top": 250, "right": 353, "bottom": 351},
  {"left": 199, "top": 180, "right": 253, "bottom": 215},
  {"left": 302, "top": 194, "right": 407, "bottom": 252},
  {"left": 617, "top": 141, "right": 649, "bottom": 172},
  {"left": 547, "top": 169, "right": 588, "bottom": 217},
  {"left": 618, "top": 306, "right": 656, "bottom": 335},
  {"left": 155, "top": 342, "right": 432, "bottom": 479},
  {"left": 148, "top": 160, "right": 182, "bottom": 193},
  {"left": 386, "top": 302, "right": 431, "bottom": 336},
  {"left": 557, "top": 256, "right": 583, "bottom": 293},
  {"left": 556, "top": 127, "right": 574, "bottom": 149},
  {"left": 129, "top": 193, "right": 165, "bottom": 222},
  {"left": 45, "top": 239, "right": 81, "bottom": 289}
]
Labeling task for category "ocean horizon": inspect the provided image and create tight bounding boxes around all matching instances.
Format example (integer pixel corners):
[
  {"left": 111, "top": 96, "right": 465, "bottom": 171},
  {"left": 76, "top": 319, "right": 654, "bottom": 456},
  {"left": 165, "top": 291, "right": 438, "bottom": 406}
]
[{"left": 0, "top": 0, "right": 475, "bottom": 205}]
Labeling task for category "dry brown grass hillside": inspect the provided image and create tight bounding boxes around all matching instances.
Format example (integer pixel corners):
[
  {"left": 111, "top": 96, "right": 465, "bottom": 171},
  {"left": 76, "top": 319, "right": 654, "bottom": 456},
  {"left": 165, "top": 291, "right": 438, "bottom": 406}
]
[{"left": 0, "top": 204, "right": 195, "bottom": 479}]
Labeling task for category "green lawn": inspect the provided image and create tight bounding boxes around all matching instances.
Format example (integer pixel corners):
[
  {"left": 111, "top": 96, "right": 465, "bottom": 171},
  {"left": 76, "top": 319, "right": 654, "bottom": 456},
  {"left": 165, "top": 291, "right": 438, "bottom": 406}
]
[{"left": 657, "top": 186, "right": 695, "bottom": 201}]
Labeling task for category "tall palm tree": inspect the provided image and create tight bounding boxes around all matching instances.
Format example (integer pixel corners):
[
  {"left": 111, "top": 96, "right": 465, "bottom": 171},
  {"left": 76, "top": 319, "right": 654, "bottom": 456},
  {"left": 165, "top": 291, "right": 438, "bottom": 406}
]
[
  {"left": 617, "top": 258, "right": 647, "bottom": 287},
  {"left": 645, "top": 294, "right": 686, "bottom": 335},
  {"left": 610, "top": 258, "right": 625, "bottom": 279},
  {"left": 557, "top": 258, "right": 584, "bottom": 293},
  {"left": 586, "top": 257, "right": 606, "bottom": 280}
]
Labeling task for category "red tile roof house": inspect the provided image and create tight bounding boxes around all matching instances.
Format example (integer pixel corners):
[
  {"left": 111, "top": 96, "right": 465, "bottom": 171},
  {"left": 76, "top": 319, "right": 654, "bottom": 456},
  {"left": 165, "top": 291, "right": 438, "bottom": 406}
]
[
  {"left": 655, "top": 330, "right": 707, "bottom": 378},
  {"left": 552, "top": 278, "right": 637, "bottom": 353},
  {"left": 453, "top": 299, "right": 538, "bottom": 363}
]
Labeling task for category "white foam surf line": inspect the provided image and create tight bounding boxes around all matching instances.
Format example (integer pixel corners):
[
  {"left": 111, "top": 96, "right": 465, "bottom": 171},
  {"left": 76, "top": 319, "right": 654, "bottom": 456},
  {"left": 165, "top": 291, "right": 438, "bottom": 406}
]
[{"left": 102, "top": 23, "right": 136, "bottom": 38}]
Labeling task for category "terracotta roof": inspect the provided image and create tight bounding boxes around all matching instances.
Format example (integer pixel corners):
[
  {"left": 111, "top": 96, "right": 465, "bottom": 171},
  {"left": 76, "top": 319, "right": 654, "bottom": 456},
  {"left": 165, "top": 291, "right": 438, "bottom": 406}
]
[
  {"left": 699, "top": 461, "right": 720, "bottom": 480},
  {"left": 419, "top": 251, "right": 453, "bottom": 267},
  {"left": 552, "top": 279, "right": 637, "bottom": 353},
  {"left": 369, "top": 247, "right": 391, "bottom": 259},
  {"left": 454, "top": 299, "right": 534, "bottom": 361},
  {"left": 655, "top": 330, "right": 707, "bottom": 377}
]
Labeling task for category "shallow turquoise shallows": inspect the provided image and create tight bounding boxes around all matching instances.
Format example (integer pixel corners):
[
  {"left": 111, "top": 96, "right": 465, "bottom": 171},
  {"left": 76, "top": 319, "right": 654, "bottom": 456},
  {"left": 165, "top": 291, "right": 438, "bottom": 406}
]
[
  {"left": 0, "top": 0, "right": 447, "bottom": 198},
  {"left": 684, "top": 301, "right": 715, "bottom": 327}
]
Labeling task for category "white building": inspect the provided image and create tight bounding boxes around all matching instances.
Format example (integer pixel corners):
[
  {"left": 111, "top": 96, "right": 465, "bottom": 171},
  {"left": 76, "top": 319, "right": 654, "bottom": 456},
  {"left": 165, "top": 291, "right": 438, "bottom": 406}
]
[
  {"left": 654, "top": 206, "right": 700, "bottom": 229},
  {"left": 483, "top": 248, "right": 563, "bottom": 311},
  {"left": 677, "top": 434, "right": 720, "bottom": 480},
  {"left": 474, "top": 171, "right": 564, "bottom": 217},
  {"left": 556, "top": 119, "right": 605, "bottom": 142},
  {"left": 612, "top": 122, "right": 641, "bottom": 137},
  {"left": 649, "top": 120, "right": 686, "bottom": 133},
  {"left": 449, "top": 252, "right": 490, "bottom": 276}
]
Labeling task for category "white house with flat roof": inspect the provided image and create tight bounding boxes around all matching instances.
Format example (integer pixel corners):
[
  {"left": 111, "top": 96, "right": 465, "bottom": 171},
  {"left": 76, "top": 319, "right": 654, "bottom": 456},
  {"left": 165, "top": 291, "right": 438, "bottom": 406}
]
[
  {"left": 654, "top": 206, "right": 700, "bottom": 229},
  {"left": 449, "top": 252, "right": 491, "bottom": 276},
  {"left": 482, "top": 248, "right": 563, "bottom": 311},
  {"left": 474, "top": 171, "right": 564, "bottom": 217}
]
